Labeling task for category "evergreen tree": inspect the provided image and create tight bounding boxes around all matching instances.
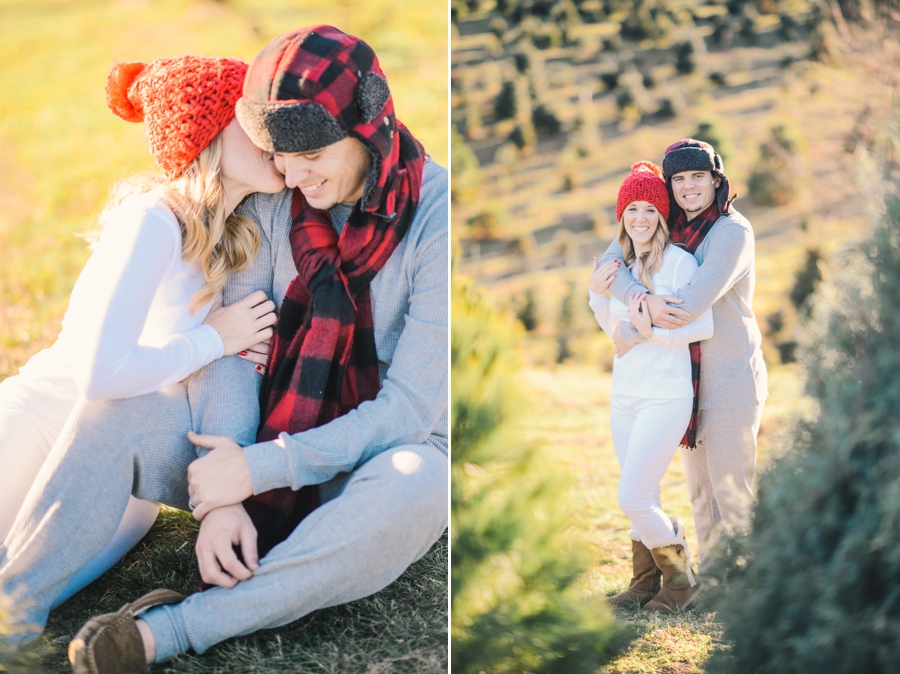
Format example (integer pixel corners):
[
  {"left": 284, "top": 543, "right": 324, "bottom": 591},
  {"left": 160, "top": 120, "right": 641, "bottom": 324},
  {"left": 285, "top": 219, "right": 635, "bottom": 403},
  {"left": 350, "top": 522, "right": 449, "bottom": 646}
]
[
  {"left": 451, "top": 278, "right": 615, "bottom": 673},
  {"left": 706, "top": 120, "right": 900, "bottom": 674},
  {"left": 748, "top": 121, "right": 804, "bottom": 206},
  {"left": 516, "top": 288, "right": 538, "bottom": 332}
]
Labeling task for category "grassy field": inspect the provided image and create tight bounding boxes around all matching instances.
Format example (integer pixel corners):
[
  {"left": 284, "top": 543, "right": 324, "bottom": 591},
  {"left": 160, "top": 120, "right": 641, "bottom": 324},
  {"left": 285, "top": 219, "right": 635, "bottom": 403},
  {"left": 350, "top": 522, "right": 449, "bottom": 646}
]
[
  {"left": 514, "top": 358, "right": 804, "bottom": 673},
  {"left": 0, "top": 0, "right": 448, "bottom": 379},
  {"left": 0, "top": 0, "right": 448, "bottom": 671}
]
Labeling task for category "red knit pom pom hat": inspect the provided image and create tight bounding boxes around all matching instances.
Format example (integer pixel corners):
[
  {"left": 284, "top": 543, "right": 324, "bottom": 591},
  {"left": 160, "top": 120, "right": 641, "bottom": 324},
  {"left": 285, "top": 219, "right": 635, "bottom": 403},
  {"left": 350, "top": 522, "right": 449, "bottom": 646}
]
[
  {"left": 106, "top": 55, "right": 248, "bottom": 179},
  {"left": 616, "top": 161, "right": 670, "bottom": 222}
]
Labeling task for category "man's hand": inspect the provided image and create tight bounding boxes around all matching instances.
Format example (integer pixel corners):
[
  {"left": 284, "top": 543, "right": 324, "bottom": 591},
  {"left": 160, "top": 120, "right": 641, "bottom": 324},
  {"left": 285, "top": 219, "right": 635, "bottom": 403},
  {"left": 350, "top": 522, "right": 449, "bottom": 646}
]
[
  {"left": 646, "top": 294, "right": 690, "bottom": 329},
  {"left": 613, "top": 324, "right": 634, "bottom": 358},
  {"left": 187, "top": 432, "right": 254, "bottom": 521},
  {"left": 195, "top": 504, "right": 259, "bottom": 589}
]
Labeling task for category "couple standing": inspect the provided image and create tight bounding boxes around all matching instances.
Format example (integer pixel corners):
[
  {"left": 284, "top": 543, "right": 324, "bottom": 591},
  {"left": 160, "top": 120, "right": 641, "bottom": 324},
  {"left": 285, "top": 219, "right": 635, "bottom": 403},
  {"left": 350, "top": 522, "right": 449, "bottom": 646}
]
[
  {"left": 590, "top": 141, "right": 768, "bottom": 611},
  {"left": 0, "top": 24, "right": 448, "bottom": 674}
]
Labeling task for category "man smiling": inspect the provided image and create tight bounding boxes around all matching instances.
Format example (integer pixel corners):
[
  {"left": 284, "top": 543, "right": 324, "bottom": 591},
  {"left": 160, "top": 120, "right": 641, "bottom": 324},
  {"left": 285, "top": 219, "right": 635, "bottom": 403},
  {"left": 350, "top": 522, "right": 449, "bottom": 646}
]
[
  {"left": 0, "top": 25, "right": 447, "bottom": 674},
  {"left": 600, "top": 139, "right": 768, "bottom": 576},
  {"left": 72, "top": 25, "right": 448, "bottom": 672}
]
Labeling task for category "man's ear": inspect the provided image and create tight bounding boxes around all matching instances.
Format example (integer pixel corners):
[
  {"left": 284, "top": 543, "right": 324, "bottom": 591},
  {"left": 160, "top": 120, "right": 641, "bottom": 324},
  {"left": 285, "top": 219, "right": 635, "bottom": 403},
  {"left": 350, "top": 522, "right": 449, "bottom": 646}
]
[{"left": 357, "top": 73, "right": 390, "bottom": 124}]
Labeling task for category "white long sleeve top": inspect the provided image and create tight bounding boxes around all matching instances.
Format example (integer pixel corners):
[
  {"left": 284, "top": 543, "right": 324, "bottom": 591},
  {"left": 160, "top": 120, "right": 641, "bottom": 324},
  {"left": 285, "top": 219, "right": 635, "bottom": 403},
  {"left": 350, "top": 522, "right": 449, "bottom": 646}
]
[
  {"left": 589, "top": 244, "right": 714, "bottom": 400},
  {"left": 19, "top": 188, "right": 224, "bottom": 401}
]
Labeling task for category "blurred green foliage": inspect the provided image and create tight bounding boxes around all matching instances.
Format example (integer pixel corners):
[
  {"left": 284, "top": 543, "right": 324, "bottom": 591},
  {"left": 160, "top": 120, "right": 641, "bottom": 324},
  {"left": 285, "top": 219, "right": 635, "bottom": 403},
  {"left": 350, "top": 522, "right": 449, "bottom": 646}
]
[
  {"left": 748, "top": 121, "right": 805, "bottom": 205},
  {"left": 0, "top": 597, "right": 40, "bottom": 674},
  {"left": 706, "top": 112, "right": 900, "bottom": 674},
  {"left": 451, "top": 277, "right": 616, "bottom": 672}
]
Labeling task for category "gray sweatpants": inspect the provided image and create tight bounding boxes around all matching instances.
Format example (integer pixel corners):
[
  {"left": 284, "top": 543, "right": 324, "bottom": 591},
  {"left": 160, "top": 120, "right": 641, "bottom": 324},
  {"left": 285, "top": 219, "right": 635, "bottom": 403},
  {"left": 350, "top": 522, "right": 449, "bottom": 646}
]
[
  {"left": 0, "top": 383, "right": 448, "bottom": 656},
  {"left": 679, "top": 404, "right": 763, "bottom": 572}
]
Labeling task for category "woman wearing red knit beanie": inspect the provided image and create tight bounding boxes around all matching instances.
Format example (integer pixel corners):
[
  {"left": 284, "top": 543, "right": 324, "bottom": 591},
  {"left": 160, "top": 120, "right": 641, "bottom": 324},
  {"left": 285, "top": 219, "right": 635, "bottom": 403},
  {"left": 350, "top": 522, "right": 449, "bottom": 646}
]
[
  {"left": 0, "top": 54, "right": 285, "bottom": 607},
  {"left": 588, "top": 161, "right": 714, "bottom": 612}
]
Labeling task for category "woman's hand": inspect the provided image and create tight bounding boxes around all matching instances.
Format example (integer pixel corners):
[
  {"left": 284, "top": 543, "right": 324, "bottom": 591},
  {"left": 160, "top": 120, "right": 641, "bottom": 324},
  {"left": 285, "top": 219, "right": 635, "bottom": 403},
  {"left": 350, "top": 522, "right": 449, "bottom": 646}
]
[
  {"left": 628, "top": 292, "right": 654, "bottom": 340},
  {"left": 239, "top": 338, "right": 271, "bottom": 376},
  {"left": 203, "top": 290, "right": 277, "bottom": 357},
  {"left": 590, "top": 257, "right": 620, "bottom": 294}
]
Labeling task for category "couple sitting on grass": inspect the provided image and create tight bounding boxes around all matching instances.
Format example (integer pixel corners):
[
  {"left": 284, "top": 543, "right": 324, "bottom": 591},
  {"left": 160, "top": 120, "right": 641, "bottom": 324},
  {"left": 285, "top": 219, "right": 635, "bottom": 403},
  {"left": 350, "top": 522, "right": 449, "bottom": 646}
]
[
  {"left": 590, "top": 144, "right": 768, "bottom": 611},
  {"left": 0, "top": 24, "right": 448, "bottom": 674}
]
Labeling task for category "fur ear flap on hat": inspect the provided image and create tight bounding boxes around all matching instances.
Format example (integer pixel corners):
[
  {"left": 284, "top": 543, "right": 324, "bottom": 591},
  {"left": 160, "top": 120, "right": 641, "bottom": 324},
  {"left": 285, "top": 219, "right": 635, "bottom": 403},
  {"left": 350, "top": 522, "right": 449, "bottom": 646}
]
[
  {"left": 106, "top": 62, "right": 148, "bottom": 123},
  {"left": 357, "top": 73, "right": 390, "bottom": 124}
]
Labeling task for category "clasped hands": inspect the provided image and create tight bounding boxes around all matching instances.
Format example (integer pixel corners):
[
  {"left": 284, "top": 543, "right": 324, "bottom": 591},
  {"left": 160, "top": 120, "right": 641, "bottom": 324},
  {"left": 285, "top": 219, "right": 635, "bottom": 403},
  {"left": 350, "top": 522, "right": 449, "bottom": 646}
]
[
  {"left": 186, "top": 431, "right": 259, "bottom": 588},
  {"left": 592, "top": 257, "right": 690, "bottom": 358}
]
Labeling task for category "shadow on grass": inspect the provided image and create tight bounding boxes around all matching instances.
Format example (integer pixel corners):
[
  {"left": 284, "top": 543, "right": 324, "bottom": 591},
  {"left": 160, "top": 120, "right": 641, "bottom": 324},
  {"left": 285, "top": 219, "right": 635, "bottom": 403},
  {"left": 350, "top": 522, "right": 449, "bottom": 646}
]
[{"left": 38, "top": 509, "right": 447, "bottom": 674}]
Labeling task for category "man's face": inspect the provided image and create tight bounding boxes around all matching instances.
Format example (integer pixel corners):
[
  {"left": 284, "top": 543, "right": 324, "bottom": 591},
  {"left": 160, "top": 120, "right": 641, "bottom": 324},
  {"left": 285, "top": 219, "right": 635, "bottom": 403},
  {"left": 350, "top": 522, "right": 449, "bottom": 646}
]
[
  {"left": 274, "top": 136, "right": 371, "bottom": 209},
  {"left": 670, "top": 170, "right": 720, "bottom": 218}
]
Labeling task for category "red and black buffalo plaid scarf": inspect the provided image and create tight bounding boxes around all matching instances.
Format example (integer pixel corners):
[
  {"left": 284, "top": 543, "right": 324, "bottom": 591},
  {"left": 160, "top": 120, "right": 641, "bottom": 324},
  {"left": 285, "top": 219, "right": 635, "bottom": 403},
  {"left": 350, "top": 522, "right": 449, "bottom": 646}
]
[
  {"left": 670, "top": 200, "right": 725, "bottom": 449},
  {"left": 243, "top": 125, "right": 426, "bottom": 559}
]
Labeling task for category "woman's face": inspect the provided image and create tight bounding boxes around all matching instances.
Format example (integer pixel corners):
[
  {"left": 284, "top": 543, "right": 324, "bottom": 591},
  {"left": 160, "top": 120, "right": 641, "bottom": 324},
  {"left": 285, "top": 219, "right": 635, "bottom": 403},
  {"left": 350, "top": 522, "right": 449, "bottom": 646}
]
[
  {"left": 622, "top": 200, "right": 660, "bottom": 251},
  {"left": 219, "top": 118, "right": 285, "bottom": 196}
]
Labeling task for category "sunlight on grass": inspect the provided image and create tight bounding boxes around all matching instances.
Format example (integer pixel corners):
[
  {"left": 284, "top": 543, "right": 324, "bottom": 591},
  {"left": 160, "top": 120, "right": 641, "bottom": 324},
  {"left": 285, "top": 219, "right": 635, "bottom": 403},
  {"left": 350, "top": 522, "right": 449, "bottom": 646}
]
[{"left": 0, "top": 0, "right": 447, "bottom": 379}]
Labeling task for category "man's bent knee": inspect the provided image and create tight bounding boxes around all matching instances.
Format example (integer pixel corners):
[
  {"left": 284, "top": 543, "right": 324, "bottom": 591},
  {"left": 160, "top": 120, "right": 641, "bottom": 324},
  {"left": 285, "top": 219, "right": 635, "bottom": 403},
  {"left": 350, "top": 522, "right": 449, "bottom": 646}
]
[{"left": 369, "top": 444, "right": 448, "bottom": 528}]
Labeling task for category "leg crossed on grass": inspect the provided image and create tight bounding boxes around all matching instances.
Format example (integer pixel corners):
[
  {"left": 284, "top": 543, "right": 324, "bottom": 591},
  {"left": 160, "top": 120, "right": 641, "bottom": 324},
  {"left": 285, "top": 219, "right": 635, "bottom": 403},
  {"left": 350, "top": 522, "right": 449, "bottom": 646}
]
[
  {"left": 141, "top": 443, "right": 448, "bottom": 661},
  {"left": 0, "top": 383, "right": 195, "bottom": 636}
]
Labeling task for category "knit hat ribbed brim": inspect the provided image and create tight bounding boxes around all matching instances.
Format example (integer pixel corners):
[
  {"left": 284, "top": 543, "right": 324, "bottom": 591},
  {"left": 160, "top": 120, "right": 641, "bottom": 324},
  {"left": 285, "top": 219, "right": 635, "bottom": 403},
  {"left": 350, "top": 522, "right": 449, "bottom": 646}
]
[
  {"left": 616, "top": 161, "right": 670, "bottom": 222},
  {"left": 106, "top": 56, "right": 247, "bottom": 178}
]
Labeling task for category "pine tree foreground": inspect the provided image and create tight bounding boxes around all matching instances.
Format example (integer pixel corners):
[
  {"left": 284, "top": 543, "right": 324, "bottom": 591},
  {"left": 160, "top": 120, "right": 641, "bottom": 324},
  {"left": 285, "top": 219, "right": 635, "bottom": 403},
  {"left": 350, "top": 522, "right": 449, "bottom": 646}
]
[
  {"left": 450, "top": 279, "right": 615, "bottom": 673},
  {"left": 706, "top": 129, "right": 900, "bottom": 673}
]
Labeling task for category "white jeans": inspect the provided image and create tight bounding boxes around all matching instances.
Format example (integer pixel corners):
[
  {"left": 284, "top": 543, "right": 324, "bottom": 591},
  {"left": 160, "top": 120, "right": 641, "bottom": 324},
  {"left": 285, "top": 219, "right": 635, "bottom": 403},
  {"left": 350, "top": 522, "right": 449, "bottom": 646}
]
[
  {"left": 0, "top": 374, "right": 159, "bottom": 606},
  {"left": 610, "top": 394, "right": 693, "bottom": 546}
]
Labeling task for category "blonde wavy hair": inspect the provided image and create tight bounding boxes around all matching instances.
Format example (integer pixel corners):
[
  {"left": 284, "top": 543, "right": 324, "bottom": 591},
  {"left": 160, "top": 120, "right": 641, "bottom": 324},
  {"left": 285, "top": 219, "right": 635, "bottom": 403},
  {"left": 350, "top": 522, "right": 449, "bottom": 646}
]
[
  {"left": 85, "top": 132, "right": 260, "bottom": 312},
  {"left": 617, "top": 206, "right": 670, "bottom": 294}
]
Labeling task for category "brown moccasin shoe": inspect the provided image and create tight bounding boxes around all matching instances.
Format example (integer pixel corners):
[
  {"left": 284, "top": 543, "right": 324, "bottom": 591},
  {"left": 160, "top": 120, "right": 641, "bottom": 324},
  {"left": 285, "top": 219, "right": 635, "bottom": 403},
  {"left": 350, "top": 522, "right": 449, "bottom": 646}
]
[{"left": 68, "top": 589, "right": 185, "bottom": 674}]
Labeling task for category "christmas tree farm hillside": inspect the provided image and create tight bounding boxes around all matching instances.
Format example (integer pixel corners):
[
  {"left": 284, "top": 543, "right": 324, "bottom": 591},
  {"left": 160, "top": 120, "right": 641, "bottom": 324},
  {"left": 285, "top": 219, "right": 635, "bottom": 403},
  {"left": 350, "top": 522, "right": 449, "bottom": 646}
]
[{"left": 706, "top": 122, "right": 900, "bottom": 674}]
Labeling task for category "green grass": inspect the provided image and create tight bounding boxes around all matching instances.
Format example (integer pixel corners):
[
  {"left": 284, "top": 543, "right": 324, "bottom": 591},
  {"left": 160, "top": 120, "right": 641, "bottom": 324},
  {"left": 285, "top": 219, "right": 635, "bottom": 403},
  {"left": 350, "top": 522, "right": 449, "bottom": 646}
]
[
  {"left": 0, "top": 0, "right": 448, "bottom": 379},
  {"left": 33, "top": 510, "right": 447, "bottom": 673},
  {"left": 511, "top": 358, "right": 803, "bottom": 673}
]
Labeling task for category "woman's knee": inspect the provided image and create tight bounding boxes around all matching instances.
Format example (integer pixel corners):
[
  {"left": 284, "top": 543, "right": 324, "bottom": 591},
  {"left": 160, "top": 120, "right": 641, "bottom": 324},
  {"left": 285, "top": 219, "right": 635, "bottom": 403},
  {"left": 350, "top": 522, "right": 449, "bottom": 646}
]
[{"left": 617, "top": 483, "right": 654, "bottom": 519}]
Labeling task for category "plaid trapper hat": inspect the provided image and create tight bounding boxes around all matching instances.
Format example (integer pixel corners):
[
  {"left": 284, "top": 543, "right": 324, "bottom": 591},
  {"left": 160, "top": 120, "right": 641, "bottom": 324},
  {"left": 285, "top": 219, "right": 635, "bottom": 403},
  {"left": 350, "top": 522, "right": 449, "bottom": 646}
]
[{"left": 236, "top": 25, "right": 397, "bottom": 211}]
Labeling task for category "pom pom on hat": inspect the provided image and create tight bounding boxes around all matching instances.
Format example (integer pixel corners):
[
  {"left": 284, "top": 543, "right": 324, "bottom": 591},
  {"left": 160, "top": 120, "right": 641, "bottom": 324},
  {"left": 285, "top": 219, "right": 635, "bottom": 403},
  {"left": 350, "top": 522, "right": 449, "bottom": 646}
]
[
  {"left": 616, "top": 160, "right": 670, "bottom": 222},
  {"left": 105, "top": 55, "right": 248, "bottom": 178},
  {"left": 631, "top": 160, "right": 663, "bottom": 180},
  {"left": 106, "top": 62, "right": 148, "bottom": 123}
]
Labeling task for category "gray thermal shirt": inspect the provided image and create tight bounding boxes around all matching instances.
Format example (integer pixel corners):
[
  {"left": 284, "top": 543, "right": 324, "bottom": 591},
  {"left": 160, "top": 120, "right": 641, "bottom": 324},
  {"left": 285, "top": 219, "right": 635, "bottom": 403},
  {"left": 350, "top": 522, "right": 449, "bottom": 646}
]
[{"left": 189, "top": 159, "right": 448, "bottom": 494}]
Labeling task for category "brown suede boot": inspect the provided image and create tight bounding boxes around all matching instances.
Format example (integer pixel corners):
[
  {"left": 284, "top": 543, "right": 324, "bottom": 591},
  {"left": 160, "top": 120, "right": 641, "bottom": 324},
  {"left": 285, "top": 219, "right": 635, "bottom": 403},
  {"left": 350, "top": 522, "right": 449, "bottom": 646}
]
[
  {"left": 68, "top": 589, "right": 185, "bottom": 674},
  {"left": 643, "top": 518, "right": 700, "bottom": 612},
  {"left": 606, "top": 535, "right": 662, "bottom": 608}
]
